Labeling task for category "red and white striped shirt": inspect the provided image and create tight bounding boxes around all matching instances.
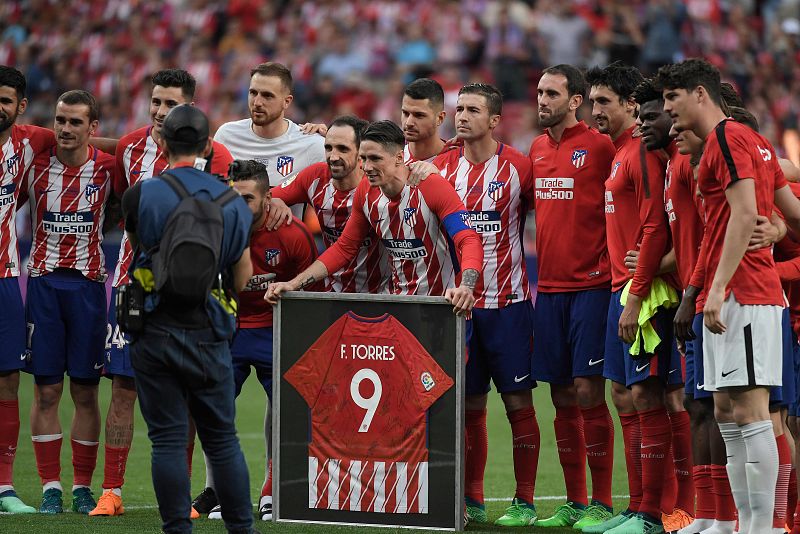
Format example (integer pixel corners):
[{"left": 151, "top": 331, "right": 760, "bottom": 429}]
[
  {"left": 285, "top": 313, "right": 453, "bottom": 514},
  {"left": 0, "top": 125, "right": 55, "bottom": 278},
  {"left": 434, "top": 143, "right": 533, "bottom": 308},
  {"left": 26, "top": 146, "right": 114, "bottom": 281},
  {"left": 318, "top": 176, "right": 482, "bottom": 297},
  {"left": 272, "top": 162, "right": 389, "bottom": 293},
  {"left": 111, "top": 125, "right": 233, "bottom": 286}
]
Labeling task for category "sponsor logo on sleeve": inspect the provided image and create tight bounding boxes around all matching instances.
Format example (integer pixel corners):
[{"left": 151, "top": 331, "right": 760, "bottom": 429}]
[{"left": 420, "top": 371, "right": 435, "bottom": 391}]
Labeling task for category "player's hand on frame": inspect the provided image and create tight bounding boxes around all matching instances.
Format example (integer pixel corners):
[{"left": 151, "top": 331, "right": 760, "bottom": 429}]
[
  {"left": 265, "top": 198, "right": 292, "bottom": 231},
  {"left": 445, "top": 286, "right": 475, "bottom": 316},
  {"left": 703, "top": 286, "right": 727, "bottom": 334},
  {"left": 264, "top": 281, "right": 294, "bottom": 305},
  {"left": 624, "top": 249, "right": 639, "bottom": 274},
  {"left": 407, "top": 161, "right": 438, "bottom": 186},
  {"left": 300, "top": 122, "right": 328, "bottom": 136}
]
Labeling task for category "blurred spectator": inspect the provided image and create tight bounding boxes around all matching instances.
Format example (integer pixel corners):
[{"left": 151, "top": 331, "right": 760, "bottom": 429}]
[{"left": 4, "top": 0, "right": 800, "bottom": 161}]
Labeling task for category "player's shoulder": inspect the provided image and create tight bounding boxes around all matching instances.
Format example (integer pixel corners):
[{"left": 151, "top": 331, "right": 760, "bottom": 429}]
[
  {"left": 499, "top": 143, "right": 530, "bottom": 167},
  {"left": 298, "top": 161, "right": 331, "bottom": 179},
  {"left": 13, "top": 123, "right": 55, "bottom": 146},
  {"left": 119, "top": 125, "right": 150, "bottom": 146},
  {"left": 285, "top": 120, "right": 324, "bottom": 146},
  {"left": 214, "top": 118, "right": 250, "bottom": 138},
  {"left": 582, "top": 127, "right": 616, "bottom": 151},
  {"left": 93, "top": 147, "right": 116, "bottom": 169},
  {"left": 280, "top": 216, "right": 316, "bottom": 242},
  {"left": 211, "top": 139, "right": 232, "bottom": 159},
  {"left": 417, "top": 172, "right": 454, "bottom": 194}
]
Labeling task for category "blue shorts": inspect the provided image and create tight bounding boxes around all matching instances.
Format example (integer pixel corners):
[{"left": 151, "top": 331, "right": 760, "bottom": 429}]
[
  {"left": 531, "top": 289, "right": 609, "bottom": 384},
  {"left": 770, "top": 308, "right": 796, "bottom": 407},
  {"left": 0, "top": 277, "right": 27, "bottom": 373},
  {"left": 790, "top": 332, "right": 800, "bottom": 417},
  {"left": 25, "top": 270, "right": 106, "bottom": 381},
  {"left": 685, "top": 313, "right": 712, "bottom": 400},
  {"left": 466, "top": 300, "right": 535, "bottom": 395},
  {"left": 603, "top": 288, "right": 684, "bottom": 388},
  {"left": 231, "top": 327, "right": 273, "bottom": 399},
  {"left": 104, "top": 286, "right": 134, "bottom": 379}
]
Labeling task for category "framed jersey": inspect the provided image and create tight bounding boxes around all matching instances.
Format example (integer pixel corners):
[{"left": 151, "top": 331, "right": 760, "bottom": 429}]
[{"left": 274, "top": 292, "right": 465, "bottom": 531}]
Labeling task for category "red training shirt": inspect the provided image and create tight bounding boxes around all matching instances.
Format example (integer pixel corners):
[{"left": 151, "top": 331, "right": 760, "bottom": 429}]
[{"left": 530, "top": 121, "right": 616, "bottom": 292}]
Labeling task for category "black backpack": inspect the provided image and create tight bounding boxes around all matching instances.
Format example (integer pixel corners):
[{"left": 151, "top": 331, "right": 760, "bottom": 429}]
[{"left": 150, "top": 170, "right": 240, "bottom": 308}]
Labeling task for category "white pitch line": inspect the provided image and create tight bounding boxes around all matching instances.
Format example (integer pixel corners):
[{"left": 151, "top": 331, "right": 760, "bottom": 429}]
[{"left": 121, "top": 495, "right": 632, "bottom": 510}]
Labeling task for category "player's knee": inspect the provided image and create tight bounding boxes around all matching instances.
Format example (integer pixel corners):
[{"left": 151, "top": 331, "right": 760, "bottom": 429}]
[
  {"left": 574, "top": 376, "right": 604, "bottom": 408},
  {"left": 465, "top": 393, "right": 489, "bottom": 411},
  {"left": 610, "top": 381, "right": 633, "bottom": 412},
  {"left": 550, "top": 383, "right": 577, "bottom": 409},
  {"left": 70, "top": 383, "right": 99, "bottom": 412},
  {"left": 631, "top": 380, "right": 664, "bottom": 411},
  {"left": 0, "top": 370, "right": 20, "bottom": 400},
  {"left": 665, "top": 387, "right": 685, "bottom": 413},
  {"left": 500, "top": 390, "right": 532, "bottom": 411},
  {"left": 34, "top": 384, "right": 63, "bottom": 412}
]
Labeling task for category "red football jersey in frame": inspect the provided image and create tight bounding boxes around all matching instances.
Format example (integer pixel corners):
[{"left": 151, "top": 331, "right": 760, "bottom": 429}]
[{"left": 284, "top": 312, "right": 453, "bottom": 514}]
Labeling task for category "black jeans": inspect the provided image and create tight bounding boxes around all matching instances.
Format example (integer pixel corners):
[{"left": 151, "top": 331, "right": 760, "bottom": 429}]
[{"left": 131, "top": 323, "right": 253, "bottom": 534}]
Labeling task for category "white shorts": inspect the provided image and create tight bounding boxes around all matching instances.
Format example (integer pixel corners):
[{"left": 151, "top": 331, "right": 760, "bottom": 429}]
[{"left": 702, "top": 292, "right": 782, "bottom": 391}]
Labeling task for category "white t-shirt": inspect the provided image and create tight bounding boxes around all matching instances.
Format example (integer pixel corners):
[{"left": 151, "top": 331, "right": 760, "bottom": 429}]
[{"left": 214, "top": 118, "right": 325, "bottom": 188}]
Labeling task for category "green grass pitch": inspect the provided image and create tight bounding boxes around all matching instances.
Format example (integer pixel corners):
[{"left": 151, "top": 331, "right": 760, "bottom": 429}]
[{"left": 1, "top": 373, "right": 632, "bottom": 533}]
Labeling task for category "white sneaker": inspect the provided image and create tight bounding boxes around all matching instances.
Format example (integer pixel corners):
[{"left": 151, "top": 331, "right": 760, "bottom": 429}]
[
  {"left": 259, "top": 495, "right": 272, "bottom": 521},
  {"left": 207, "top": 504, "right": 222, "bottom": 520}
]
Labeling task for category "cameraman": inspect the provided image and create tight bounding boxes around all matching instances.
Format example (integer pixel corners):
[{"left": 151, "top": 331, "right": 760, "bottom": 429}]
[{"left": 120, "top": 105, "right": 254, "bottom": 534}]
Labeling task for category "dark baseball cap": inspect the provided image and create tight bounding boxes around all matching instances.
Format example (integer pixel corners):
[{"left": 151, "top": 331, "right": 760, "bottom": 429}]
[{"left": 161, "top": 104, "right": 209, "bottom": 145}]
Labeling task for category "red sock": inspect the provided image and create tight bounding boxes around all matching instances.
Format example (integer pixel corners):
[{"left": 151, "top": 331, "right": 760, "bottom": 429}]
[
  {"left": 669, "top": 411, "right": 694, "bottom": 513},
  {"left": 775, "top": 434, "right": 792, "bottom": 528},
  {"left": 32, "top": 435, "right": 62, "bottom": 485},
  {"left": 554, "top": 406, "right": 587, "bottom": 505},
  {"left": 465, "top": 409, "right": 487, "bottom": 504},
  {"left": 581, "top": 403, "right": 614, "bottom": 507},
  {"left": 0, "top": 400, "right": 20, "bottom": 487},
  {"left": 788, "top": 467, "right": 797, "bottom": 529},
  {"left": 693, "top": 465, "right": 715, "bottom": 519},
  {"left": 638, "top": 407, "right": 672, "bottom": 519},
  {"left": 186, "top": 441, "right": 194, "bottom": 478},
  {"left": 261, "top": 459, "right": 272, "bottom": 497},
  {"left": 101, "top": 445, "right": 130, "bottom": 489},
  {"left": 793, "top": 499, "right": 800, "bottom": 534},
  {"left": 619, "top": 412, "right": 642, "bottom": 512},
  {"left": 711, "top": 464, "right": 737, "bottom": 521},
  {"left": 71, "top": 439, "right": 98, "bottom": 487},
  {"left": 507, "top": 407, "right": 539, "bottom": 504},
  {"left": 660, "top": 439, "right": 677, "bottom": 514}
]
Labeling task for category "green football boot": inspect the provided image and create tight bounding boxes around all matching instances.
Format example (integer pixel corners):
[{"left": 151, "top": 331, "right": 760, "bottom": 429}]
[
  {"left": 573, "top": 502, "right": 614, "bottom": 529},
  {"left": 535, "top": 501, "right": 585, "bottom": 527},
  {"left": 39, "top": 488, "right": 63, "bottom": 514},
  {"left": 494, "top": 498, "right": 537, "bottom": 527}
]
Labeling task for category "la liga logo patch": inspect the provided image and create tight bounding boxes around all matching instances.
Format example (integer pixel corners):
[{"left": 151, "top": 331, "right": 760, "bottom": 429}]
[{"left": 420, "top": 371, "right": 435, "bottom": 391}]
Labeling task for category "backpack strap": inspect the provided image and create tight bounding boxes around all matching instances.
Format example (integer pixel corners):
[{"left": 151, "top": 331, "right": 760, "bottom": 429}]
[
  {"left": 214, "top": 187, "right": 240, "bottom": 207},
  {"left": 159, "top": 170, "right": 191, "bottom": 200}
]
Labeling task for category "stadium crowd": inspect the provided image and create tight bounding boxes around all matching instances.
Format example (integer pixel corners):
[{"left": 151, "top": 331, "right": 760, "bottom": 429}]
[{"left": 4, "top": 0, "right": 800, "bottom": 158}]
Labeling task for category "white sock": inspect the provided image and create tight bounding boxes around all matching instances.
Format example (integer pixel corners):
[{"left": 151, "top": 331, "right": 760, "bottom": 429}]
[
  {"left": 680, "top": 518, "right": 714, "bottom": 533},
  {"left": 698, "top": 519, "right": 736, "bottom": 534},
  {"left": 102, "top": 488, "right": 122, "bottom": 496},
  {"left": 72, "top": 484, "right": 89, "bottom": 492},
  {"left": 203, "top": 451, "right": 215, "bottom": 490},
  {"left": 43, "top": 481, "right": 62, "bottom": 492},
  {"left": 0, "top": 485, "right": 14, "bottom": 495},
  {"left": 719, "top": 422, "right": 751, "bottom": 533},
  {"left": 740, "top": 421, "right": 778, "bottom": 533}
]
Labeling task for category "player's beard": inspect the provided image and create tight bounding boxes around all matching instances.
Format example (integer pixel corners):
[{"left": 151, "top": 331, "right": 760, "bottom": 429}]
[
  {"left": 0, "top": 108, "right": 19, "bottom": 134},
  {"left": 250, "top": 107, "right": 280, "bottom": 128},
  {"left": 330, "top": 161, "right": 355, "bottom": 180},
  {"left": 538, "top": 103, "right": 569, "bottom": 129}
]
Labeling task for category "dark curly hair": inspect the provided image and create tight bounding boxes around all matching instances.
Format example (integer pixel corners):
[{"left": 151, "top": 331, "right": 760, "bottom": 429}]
[
  {"left": 585, "top": 61, "right": 644, "bottom": 102},
  {"left": 632, "top": 78, "right": 662, "bottom": 106},
  {"left": 654, "top": 59, "right": 722, "bottom": 107}
]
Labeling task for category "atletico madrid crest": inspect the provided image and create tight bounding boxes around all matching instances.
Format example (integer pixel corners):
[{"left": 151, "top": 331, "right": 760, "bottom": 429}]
[
  {"left": 84, "top": 184, "right": 101, "bottom": 204},
  {"left": 487, "top": 180, "right": 505, "bottom": 201},
  {"left": 265, "top": 248, "right": 281, "bottom": 266},
  {"left": 572, "top": 149, "right": 587, "bottom": 168},
  {"left": 276, "top": 155, "right": 294, "bottom": 177},
  {"left": 403, "top": 207, "right": 417, "bottom": 227}
]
